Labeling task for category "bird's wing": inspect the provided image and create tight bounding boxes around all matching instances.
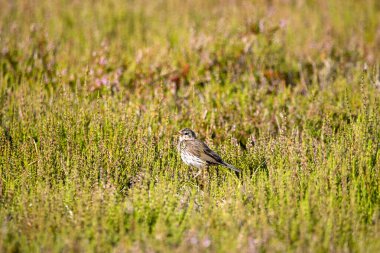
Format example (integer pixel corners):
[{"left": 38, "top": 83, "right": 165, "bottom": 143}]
[{"left": 186, "top": 139, "right": 224, "bottom": 165}]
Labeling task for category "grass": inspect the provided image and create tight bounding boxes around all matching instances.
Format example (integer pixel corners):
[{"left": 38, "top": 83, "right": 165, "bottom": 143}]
[{"left": 0, "top": 0, "right": 380, "bottom": 252}]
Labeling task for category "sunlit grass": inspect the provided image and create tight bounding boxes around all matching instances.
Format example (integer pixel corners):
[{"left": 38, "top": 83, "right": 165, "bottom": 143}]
[{"left": 0, "top": 0, "right": 380, "bottom": 252}]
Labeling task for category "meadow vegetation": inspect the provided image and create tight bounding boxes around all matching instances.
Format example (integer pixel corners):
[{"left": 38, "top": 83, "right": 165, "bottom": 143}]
[{"left": 0, "top": 0, "right": 380, "bottom": 252}]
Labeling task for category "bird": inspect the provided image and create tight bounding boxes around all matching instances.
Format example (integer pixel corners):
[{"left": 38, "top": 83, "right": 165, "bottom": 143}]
[{"left": 177, "top": 128, "right": 240, "bottom": 177}]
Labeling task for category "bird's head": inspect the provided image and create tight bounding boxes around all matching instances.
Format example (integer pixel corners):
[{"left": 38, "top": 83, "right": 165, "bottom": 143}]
[{"left": 178, "top": 128, "right": 197, "bottom": 141}]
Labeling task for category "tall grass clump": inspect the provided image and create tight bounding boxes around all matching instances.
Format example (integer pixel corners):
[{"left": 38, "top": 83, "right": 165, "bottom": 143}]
[{"left": 1, "top": 0, "right": 380, "bottom": 252}]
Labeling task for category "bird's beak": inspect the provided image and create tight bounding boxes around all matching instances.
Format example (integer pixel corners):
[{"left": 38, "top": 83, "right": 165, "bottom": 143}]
[{"left": 177, "top": 131, "right": 181, "bottom": 135}]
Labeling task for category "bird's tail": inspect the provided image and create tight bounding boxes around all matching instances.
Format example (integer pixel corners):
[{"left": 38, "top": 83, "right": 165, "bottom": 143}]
[{"left": 222, "top": 162, "right": 241, "bottom": 173}]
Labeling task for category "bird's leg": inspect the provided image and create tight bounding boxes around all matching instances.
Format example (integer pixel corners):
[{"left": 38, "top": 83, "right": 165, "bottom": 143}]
[
  {"left": 194, "top": 169, "right": 202, "bottom": 179},
  {"left": 194, "top": 169, "right": 204, "bottom": 192}
]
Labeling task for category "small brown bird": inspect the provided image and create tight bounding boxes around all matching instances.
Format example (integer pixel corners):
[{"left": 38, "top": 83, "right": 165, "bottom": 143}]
[{"left": 177, "top": 128, "right": 240, "bottom": 176}]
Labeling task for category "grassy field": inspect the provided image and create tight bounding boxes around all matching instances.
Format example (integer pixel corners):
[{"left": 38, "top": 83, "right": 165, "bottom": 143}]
[{"left": 1, "top": 0, "right": 380, "bottom": 252}]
